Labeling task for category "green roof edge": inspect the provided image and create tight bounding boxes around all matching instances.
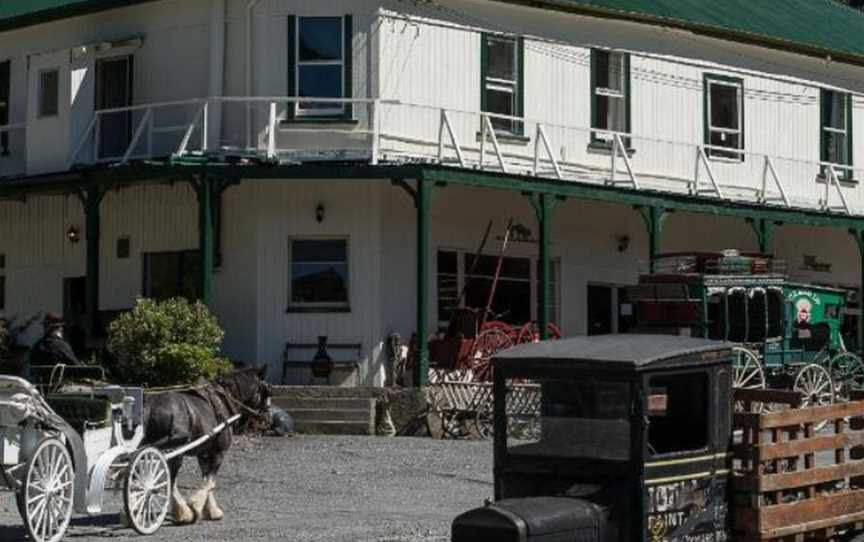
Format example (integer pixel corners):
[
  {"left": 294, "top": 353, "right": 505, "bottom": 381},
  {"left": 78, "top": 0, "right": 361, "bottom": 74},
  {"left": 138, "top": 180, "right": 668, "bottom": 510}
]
[{"left": 0, "top": 0, "right": 158, "bottom": 33}]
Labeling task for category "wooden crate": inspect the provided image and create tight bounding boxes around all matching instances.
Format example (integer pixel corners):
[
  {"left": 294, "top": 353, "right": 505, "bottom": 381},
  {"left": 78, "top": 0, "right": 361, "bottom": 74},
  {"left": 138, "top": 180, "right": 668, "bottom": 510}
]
[{"left": 732, "top": 389, "right": 864, "bottom": 541}]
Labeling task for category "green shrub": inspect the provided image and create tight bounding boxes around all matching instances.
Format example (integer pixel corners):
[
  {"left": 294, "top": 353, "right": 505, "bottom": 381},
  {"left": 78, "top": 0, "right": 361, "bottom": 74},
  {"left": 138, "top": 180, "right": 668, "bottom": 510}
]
[{"left": 107, "top": 298, "right": 231, "bottom": 386}]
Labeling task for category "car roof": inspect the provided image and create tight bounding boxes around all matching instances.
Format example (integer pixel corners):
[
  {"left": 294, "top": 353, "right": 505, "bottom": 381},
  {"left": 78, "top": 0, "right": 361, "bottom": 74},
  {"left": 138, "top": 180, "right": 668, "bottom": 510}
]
[{"left": 493, "top": 334, "right": 732, "bottom": 371}]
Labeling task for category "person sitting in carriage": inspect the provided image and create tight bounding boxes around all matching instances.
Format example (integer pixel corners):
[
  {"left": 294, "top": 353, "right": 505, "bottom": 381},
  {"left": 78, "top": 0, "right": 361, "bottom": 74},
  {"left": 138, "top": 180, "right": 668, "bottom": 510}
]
[{"left": 28, "top": 312, "right": 82, "bottom": 370}]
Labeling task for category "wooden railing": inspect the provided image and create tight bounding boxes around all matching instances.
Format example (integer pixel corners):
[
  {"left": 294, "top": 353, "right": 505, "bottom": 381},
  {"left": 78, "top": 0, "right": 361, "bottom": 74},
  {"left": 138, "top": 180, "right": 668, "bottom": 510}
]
[{"left": 732, "top": 388, "right": 864, "bottom": 541}]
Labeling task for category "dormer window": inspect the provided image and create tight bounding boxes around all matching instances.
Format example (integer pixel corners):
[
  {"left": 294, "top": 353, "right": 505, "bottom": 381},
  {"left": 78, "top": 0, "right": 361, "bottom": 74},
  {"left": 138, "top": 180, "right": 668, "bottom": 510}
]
[{"left": 288, "top": 15, "right": 353, "bottom": 120}]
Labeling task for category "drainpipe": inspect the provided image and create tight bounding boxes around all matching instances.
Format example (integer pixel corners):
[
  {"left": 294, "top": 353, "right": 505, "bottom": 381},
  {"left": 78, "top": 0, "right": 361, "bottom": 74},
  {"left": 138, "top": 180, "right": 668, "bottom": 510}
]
[
  {"left": 246, "top": 0, "right": 262, "bottom": 149},
  {"left": 209, "top": 0, "right": 226, "bottom": 150}
]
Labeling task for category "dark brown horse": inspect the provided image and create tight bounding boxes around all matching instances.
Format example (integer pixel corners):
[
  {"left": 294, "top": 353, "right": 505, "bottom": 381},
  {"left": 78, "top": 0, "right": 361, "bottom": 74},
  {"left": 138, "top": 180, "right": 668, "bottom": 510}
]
[{"left": 142, "top": 367, "right": 270, "bottom": 523}]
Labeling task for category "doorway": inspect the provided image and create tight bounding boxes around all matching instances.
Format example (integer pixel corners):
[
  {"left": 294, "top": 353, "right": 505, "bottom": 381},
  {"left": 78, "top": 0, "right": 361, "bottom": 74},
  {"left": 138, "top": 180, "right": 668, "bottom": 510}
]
[
  {"left": 62, "top": 277, "right": 87, "bottom": 353},
  {"left": 587, "top": 284, "right": 613, "bottom": 335},
  {"left": 95, "top": 56, "right": 133, "bottom": 159}
]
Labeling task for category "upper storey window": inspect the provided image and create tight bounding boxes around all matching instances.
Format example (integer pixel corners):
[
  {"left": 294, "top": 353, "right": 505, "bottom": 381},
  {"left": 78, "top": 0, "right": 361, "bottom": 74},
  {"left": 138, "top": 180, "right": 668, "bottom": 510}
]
[
  {"left": 821, "top": 89, "right": 853, "bottom": 180},
  {"left": 704, "top": 75, "right": 744, "bottom": 161},
  {"left": 591, "top": 50, "right": 630, "bottom": 146},
  {"left": 38, "top": 69, "right": 59, "bottom": 118},
  {"left": 288, "top": 16, "right": 353, "bottom": 119},
  {"left": 0, "top": 61, "right": 9, "bottom": 155},
  {"left": 481, "top": 34, "right": 524, "bottom": 135}
]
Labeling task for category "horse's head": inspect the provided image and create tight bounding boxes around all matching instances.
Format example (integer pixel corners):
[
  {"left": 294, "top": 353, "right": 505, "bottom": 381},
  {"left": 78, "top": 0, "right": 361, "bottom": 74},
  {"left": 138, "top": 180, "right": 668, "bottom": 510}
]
[{"left": 218, "top": 365, "right": 271, "bottom": 415}]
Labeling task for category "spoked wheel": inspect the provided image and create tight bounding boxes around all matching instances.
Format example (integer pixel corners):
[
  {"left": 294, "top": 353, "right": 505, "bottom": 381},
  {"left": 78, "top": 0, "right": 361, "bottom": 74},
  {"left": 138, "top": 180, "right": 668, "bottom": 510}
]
[
  {"left": 21, "top": 438, "right": 74, "bottom": 542},
  {"left": 474, "top": 403, "right": 494, "bottom": 439},
  {"left": 794, "top": 364, "right": 835, "bottom": 431},
  {"left": 732, "top": 347, "right": 766, "bottom": 412},
  {"left": 829, "top": 352, "right": 864, "bottom": 400},
  {"left": 124, "top": 447, "right": 171, "bottom": 535},
  {"left": 470, "top": 328, "right": 514, "bottom": 382},
  {"left": 440, "top": 409, "right": 472, "bottom": 439},
  {"left": 515, "top": 322, "right": 562, "bottom": 344}
]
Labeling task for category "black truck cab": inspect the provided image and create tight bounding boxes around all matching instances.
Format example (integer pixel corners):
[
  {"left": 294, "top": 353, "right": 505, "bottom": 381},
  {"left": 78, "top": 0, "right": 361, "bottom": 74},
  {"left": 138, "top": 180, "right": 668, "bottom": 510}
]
[{"left": 452, "top": 334, "right": 733, "bottom": 542}]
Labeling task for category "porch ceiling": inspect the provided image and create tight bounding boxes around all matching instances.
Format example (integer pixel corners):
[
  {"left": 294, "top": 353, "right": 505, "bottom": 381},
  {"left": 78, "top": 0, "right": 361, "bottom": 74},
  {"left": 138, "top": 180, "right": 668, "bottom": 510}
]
[{"left": 3, "top": 161, "right": 864, "bottom": 231}]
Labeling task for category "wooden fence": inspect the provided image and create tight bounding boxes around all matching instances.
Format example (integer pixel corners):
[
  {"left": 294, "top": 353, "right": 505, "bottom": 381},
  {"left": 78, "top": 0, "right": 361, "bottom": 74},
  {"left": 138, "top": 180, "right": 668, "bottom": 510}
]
[{"left": 732, "top": 389, "right": 864, "bottom": 541}]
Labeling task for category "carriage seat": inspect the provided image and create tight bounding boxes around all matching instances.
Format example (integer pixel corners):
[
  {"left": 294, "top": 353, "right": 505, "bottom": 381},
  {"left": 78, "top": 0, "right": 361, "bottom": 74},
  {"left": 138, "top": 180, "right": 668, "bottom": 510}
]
[{"left": 45, "top": 395, "right": 112, "bottom": 433}]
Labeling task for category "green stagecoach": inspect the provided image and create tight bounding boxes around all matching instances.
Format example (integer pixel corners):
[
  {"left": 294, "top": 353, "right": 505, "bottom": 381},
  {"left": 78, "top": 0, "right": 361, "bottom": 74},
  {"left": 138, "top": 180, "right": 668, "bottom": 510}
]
[{"left": 625, "top": 250, "right": 862, "bottom": 407}]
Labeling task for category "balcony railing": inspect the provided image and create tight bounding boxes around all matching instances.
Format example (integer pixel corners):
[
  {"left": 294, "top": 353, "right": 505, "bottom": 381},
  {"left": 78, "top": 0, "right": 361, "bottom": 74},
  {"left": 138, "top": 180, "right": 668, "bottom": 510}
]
[{"left": 2, "top": 95, "right": 858, "bottom": 216}]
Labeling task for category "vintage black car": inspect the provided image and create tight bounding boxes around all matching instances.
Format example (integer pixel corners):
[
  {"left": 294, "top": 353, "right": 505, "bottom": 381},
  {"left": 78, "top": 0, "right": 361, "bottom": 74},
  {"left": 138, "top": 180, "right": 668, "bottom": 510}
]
[{"left": 452, "top": 334, "right": 733, "bottom": 542}]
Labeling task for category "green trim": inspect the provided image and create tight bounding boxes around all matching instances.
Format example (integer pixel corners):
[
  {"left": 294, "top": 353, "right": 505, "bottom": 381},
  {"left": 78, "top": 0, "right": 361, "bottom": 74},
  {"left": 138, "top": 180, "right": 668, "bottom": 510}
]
[
  {"left": 286, "top": 15, "right": 296, "bottom": 122},
  {"left": 196, "top": 176, "right": 214, "bottom": 306},
  {"left": 415, "top": 178, "right": 432, "bottom": 386},
  {"left": 848, "top": 92, "right": 854, "bottom": 172},
  {"left": 343, "top": 14, "right": 353, "bottom": 121},
  {"left": 703, "top": 73, "right": 745, "bottom": 162},
  {"left": 590, "top": 49, "right": 631, "bottom": 145},
  {"left": 529, "top": 193, "right": 557, "bottom": 338},
  {"left": 0, "top": 0, "right": 159, "bottom": 34},
  {"left": 636, "top": 206, "right": 670, "bottom": 273},
  {"left": 747, "top": 218, "right": 776, "bottom": 255}
]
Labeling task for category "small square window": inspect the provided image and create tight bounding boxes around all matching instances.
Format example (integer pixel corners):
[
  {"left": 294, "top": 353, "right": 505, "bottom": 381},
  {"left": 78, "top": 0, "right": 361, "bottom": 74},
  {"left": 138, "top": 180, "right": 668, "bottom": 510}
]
[
  {"left": 289, "top": 239, "right": 349, "bottom": 309},
  {"left": 39, "top": 69, "right": 59, "bottom": 118}
]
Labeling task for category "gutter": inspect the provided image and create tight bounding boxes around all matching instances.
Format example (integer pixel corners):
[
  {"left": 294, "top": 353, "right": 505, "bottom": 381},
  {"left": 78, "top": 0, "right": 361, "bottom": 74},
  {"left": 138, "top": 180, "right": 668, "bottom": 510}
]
[{"left": 490, "top": 0, "right": 864, "bottom": 69}]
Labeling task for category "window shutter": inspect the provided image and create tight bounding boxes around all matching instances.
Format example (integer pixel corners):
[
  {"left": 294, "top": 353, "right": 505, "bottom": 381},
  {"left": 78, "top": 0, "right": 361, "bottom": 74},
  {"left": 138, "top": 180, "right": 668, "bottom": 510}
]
[
  {"left": 286, "top": 15, "right": 296, "bottom": 121},
  {"left": 343, "top": 14, "right": 353, "bottom": 121},
  {"left": 624, "top": 53, "right": 631, "bottom": 135},
  {"left": 516, "top": 36, "right": 524, "bottom": 136},
  {"left": 820, "top": 89, "right": 827, "bottom": 163},
  {"left": 480, "top": 34, "right": 488, "bottom": 113},
  {"left": 847, "top": 93, "right": 854, "bottom": 172}
]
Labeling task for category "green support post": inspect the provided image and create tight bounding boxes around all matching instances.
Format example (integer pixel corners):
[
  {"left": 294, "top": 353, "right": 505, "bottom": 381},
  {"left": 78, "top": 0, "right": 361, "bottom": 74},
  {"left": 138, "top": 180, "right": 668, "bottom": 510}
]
[
  {"left": 529, "top": 193, "right": 560, "bottom": 340},
  {"left": 83, "top": 185, "right": 105, "bottom": 342},
  {"left": 851, "top": 229, "right": 864, "bottom": 355},
  {"left": 748, "top": 218, "right": 777, "bottom": 255},
  {"left": 415, "top": 178, "right": 433, "bottom": 387},
  {"left": 637, "top": 206, "right": 670, "bottom": 273},
  {"left": 196, "top": 176, "right": 214, "bottom": 306}
]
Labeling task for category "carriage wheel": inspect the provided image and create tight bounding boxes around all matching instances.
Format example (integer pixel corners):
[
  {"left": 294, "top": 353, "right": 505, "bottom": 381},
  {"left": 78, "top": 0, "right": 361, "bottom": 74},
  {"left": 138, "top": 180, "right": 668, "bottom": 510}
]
[
  {"left": 515, "top": 322, "right": 562, "bottom": 344},
  {"left": 470, "top": 328, "right": 514, "bottom": 382},
  {"left": 828, "top": 352, "right": 864, "bottom": 400},
  {"left": 794, "top": 364, "right": 835, "bottom": 431},
  {"left": 732, "top": 347, "right": 766, "bottom": 412},
  {"left": 474, "top": 403, "right": 494, "bottom": 439},
  {"left": 21, "top": 438, "right": 74, "bottom": 542},
  {"left": 124, "top": 447, "right": 171, "bottom": 535},
  {"left": 440, "top": 409, "right": 472, "bottom": 439}
]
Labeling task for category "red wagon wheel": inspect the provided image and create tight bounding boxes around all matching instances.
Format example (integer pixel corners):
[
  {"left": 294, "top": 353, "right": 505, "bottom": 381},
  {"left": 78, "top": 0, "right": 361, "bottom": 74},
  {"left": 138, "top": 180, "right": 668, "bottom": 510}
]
[
  {"left": 470, "top": 327, "right": 514, "bottom": 382},
  {"left": 516, "top": 322, "right": 562, "bottom": 344}
]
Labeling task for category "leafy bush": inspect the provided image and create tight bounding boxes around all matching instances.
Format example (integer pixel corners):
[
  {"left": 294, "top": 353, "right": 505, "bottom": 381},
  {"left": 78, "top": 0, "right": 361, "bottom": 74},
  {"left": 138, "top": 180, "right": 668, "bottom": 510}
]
[{"left": 107, "top": 298, "right": 232, "bottom": 386}]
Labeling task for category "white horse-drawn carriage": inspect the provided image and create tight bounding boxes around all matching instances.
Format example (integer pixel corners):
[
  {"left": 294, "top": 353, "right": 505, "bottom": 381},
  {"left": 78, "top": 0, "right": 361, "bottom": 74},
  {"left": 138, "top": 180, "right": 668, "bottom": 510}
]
[{"left": 0, "top": 370, "right": 243, "bottom": 542}]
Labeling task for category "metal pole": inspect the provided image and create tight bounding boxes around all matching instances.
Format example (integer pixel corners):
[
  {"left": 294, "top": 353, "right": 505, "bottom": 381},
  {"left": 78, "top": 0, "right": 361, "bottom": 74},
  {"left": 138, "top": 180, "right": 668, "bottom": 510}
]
[
  {"left": 537, "top": 194, "right": 552, "bottom": 340},
  {"left": 84, "top": 186, "right": 103, "bottom": 343},
  {"left": 415, "top": 178, "right": 432, "bottom": 387},
  {"left": 198, "top": 177, "right": 214, "bottom": 305}
]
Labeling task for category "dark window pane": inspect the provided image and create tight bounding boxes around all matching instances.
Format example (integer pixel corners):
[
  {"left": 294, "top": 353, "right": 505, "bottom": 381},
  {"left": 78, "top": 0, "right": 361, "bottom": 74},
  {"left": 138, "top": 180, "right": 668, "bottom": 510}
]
[
  {"left": 143, "top": 251, "right": 201, "bottom": 301},
  {"left": 647, "top": 373, "right": 708, "bottom": 455},
  {"left": 709, "top": 82, "right": 739, "bottom": 129},
  {"left": 292, "top": 240, "right": 347, "bottom": 262},
  {"left": 39, "top": 70, "right": 59, "bottom": 117},
  {"left": 0, "top": 275, "right": 5, "bottom": 311},
  {"left": 822, "top": 91, "right": 846, "bottom": 130},
  {"left": 291, "top": 263, "right": 348, "bottom": 303},
  {"left": 298, "top": 65, "right": 343, "bottom": 108},
  {"left": 486, "top": 38, "right": 516, "bottom": 81},
  {"left": 0, "top": 61, "right": 8, "bottom": 154},
  {"left": 595, "top": 50, "right": 610, "bottom": 89},
  {"left": 298, "top": 17, "right": 342, "bottom": 62},
  {"left": 438, "top": 250, "right": 457, "bottom": 274},
  {"left": 824, "top": 131, "right": 848, "bottom": 165},
  {"left": 465, "top": 255, "right": 530, "bottom": 280}
]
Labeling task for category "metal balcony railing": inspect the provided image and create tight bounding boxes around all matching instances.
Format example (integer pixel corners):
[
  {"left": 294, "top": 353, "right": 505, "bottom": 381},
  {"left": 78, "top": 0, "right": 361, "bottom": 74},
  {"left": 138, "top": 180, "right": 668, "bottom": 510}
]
[{"left": 18, "top": 96, "right": 864, "bottom": 217}]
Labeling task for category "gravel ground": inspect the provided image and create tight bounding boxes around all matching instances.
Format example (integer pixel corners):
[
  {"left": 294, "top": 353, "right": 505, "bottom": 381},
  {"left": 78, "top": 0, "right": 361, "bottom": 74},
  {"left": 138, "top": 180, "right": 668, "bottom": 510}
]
[{"left": 0, "top": 435, "right": 492, "bottom": 542}]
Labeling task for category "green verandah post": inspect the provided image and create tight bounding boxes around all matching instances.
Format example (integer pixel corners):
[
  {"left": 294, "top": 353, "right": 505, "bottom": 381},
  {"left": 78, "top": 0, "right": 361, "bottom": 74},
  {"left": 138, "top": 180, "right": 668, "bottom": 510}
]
[
  {"left": 637, "top": 206, "right": 670, "bottom": 273},
  {"left": 852, "top": 229, "right": 864, "bottom": 355},
  {"left": 530, "top": 193, "right": 561, "bottom": 340},
  {"left": 196, "top": 175, "right": 214, "bottom": 306},
  {"left": 415, "top": 177, "right": 433, "bottom": 386}
]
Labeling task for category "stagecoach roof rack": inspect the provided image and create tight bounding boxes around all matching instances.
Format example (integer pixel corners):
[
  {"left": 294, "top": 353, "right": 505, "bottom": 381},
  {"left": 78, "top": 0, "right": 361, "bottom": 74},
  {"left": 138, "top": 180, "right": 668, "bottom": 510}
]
[{"left": 494, "top": 334, "right": 732, "bottom": 371}]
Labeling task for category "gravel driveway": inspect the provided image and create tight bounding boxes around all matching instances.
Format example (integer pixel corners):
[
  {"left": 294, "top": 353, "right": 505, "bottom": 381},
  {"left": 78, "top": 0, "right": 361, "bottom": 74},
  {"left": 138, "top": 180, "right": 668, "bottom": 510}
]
[{"left": 0, "top": 435, "right": 492, "bottom": 542}]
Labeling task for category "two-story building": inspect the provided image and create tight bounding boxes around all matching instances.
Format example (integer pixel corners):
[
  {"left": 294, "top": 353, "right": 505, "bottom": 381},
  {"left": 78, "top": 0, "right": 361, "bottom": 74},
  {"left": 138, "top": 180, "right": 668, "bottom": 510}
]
[{"left": 4, "top": 0, "right": 864, "bottom": 385}]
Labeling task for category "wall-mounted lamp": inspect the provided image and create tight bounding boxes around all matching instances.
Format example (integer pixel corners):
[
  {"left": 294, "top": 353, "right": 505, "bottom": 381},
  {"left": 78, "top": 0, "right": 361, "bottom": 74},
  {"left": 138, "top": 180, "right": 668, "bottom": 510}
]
[
  {"left": 616, "top": 234, "right": 630, "bottom": 253},
  {"left": 67, "top": 226, "right": 81, "bottom": 244},
  {"left": 316, "top": 203, "right": 325, "bottom": 224}
]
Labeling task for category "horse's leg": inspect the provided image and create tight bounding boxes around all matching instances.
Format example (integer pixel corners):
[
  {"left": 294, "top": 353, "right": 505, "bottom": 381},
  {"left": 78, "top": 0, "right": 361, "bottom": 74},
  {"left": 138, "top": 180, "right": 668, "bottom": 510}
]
[
  {"left": 187, "top": 453, "right": 218, "bottom": 520},
  {"left": 197, "top": 451, "right": 227, "bottom": 521},
  {"left": 168, "top": 457, "right": 196, "bottom": 525}
]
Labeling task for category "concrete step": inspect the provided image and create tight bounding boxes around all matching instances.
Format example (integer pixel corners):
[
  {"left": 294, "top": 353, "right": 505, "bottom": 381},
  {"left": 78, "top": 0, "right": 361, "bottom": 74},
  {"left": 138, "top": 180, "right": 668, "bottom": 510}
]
[
  {"left": 293, "top": 420, "right": 375, "bottom": 435},
  {"left": 286, "top": 408, "right": 372, "bottom": 423},
  {"left": 272, "top": 397, "right": 373, "bottom": 411}
]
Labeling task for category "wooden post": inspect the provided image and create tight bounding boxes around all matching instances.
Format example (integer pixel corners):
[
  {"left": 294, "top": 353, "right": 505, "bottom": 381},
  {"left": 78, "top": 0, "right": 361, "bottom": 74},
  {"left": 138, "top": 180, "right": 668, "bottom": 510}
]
[
  {"left": 415, "top": 177, "right": 432, "bottom": 387},
  {"left": 197, "top": 176, "right": 214, "bottom": 305},
  {"left": 530, "top": 193, "right": 560, "bottom": 340}
]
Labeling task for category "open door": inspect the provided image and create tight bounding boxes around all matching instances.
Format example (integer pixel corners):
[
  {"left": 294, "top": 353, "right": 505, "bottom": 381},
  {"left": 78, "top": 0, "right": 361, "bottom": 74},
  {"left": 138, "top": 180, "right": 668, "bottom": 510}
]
[
  {"left": 95, "top": 56, "right": 132, "bottom": 160},
  {"left": 26, "top": 50, "right": 71, "bottom": 174}
]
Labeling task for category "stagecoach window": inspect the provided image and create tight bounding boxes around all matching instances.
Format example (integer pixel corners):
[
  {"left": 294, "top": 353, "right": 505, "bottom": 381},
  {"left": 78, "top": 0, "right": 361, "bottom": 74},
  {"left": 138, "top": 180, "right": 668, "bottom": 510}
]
[
  {"left": 289, "top": 239, "right": 349, "bottom": 308},
  {"left": 294, "top": 16, "right": 346, "bottom": 116},
  {"left": 647, "top": 373, "right": 709, "bottom": 456},
  {"left": 0, "top": 60, "right": 9, "bottom": 155},
  {"left": 747, "top": 290, "right": 767, "bottom": 342},
  {"left": 707, "top": 292, "right": 725, "bottom": 340},
  {"left": 821, "top": 89, "right": 852, "bottom": 180},
  {"left": 507, "top": 380, "right": 632, "bottom": 461},
  {"left": 705, "top": 75, "right": 744, "bottom": 161},
  {"left": 481, "top": 34, "right": 523, "bottom": 134},
  {"left": 767, "top": 290, "right": 784, "bottom": 338},
  {"left": 591, "top": 49, "right": 630, "bottom": 144},
  {"left": 726, "top": 290, "right": 748, "bottom": 342},
  {"left": 142, "top": 251, "right": 201, "bottom": 301}
]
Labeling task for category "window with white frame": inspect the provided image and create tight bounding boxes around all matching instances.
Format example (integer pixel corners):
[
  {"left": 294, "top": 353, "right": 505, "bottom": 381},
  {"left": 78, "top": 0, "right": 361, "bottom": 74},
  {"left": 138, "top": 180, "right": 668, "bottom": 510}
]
[
  {"left": 436, "top": 249, "right": 558, "bottom": 327},
  {"left": 704, "top": 75, "right": 744, "bottom": 160},
  {"left": 481, "top": 34, "right": 523, "bottom": 134},
  {"left": 591, "top": 50, "right": 630, "bottom": 145},
  {"left": 821, "top": 89, "right": 853, "bottom": 180},
  {"left": 292, "top": 16, "right": 347, "bottom": 117},
  {"left": 289, "top": 238, "right": 349, "bottom": 309},
  {"left": 0, "top": 61, "right": 9, "bottom": 155},
  {"left": 38, "top": 69, "right": 59, "bottom": 118}
]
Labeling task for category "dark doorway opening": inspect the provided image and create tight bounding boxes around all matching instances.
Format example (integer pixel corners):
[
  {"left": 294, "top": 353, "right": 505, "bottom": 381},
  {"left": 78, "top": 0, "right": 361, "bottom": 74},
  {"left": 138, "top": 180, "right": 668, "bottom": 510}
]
[
  {"left": 62, "top": 277, "right": 87, "bottom": 354},
  {"left": 587, "top": 284, "right": 613, "bottom": 336},
  {"left": 95, "top": 56, "right": 133, "bottom": 159}
]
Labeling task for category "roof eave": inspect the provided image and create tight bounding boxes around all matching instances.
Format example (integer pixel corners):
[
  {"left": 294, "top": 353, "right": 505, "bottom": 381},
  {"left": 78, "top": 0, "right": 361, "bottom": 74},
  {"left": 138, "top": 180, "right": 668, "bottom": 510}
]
[
  {"left": 0, "top": 0, "right": 160, "bottom": 34},
  {"left": 491, "top": 0, "right": 864, "bottom": 68}
]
